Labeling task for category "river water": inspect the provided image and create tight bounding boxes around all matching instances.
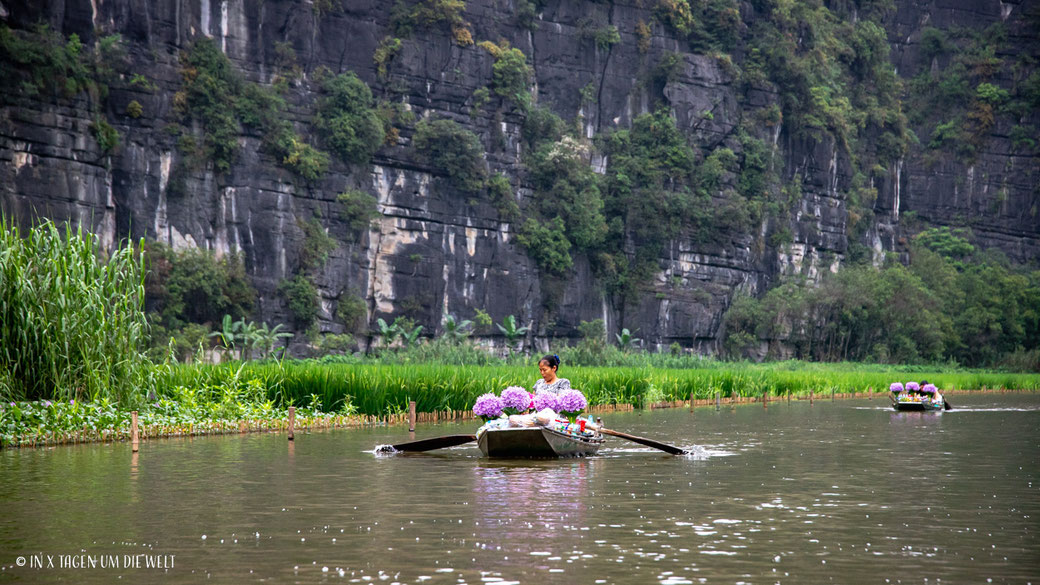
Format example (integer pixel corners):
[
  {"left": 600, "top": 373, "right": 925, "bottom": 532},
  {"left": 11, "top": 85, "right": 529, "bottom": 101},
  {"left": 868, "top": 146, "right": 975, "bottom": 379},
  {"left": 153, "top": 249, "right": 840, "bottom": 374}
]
[{"left": 1, "top": 394, "right": 1037, "bottom": 584}]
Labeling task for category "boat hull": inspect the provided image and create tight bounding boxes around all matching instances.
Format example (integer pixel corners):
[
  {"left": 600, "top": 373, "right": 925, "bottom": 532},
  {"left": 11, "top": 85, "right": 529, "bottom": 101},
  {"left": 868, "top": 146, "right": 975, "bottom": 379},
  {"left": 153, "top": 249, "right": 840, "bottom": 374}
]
[
  {"left": 893, "top": 401, "right": 943, "bottom": 412},
  {"left": 477, "top": 427, "right": 604, "bottom": 458}
]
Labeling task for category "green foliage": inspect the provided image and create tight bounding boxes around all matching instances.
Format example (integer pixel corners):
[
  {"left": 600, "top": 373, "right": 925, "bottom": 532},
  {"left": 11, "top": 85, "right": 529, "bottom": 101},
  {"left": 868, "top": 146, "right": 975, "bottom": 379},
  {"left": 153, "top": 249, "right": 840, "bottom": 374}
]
[
  {"left": 747, "top": 2, "right": 908, "bottom": 165},
  {"left": 0, "top": 218, "right": 153, "bottom": 405},
  {"left": 278, "top": 275, "right": 319, "bottom": 329},
  {"left": 919, "top": 27, "right": 951, "bottom": 60},
  {"left": 492, "top": 46, "right": 532, "bottom": 104},
  {"left": 316, "top": 72, "right": 385, "bottom": 164},
  {"left": 655, "top": 0, "right": 741, "bottom": 51},
  {"left": 177, "top": 38, "right": 326, "bottom": 179},
  {"left": 516, "top": 217, "right": 573, "bottom": 276},
  {"left": 337, "top": 189, "right": 380, "bottom": 238},
  {"left": 598, "top": 109, "right": 703, "bottom": 298},
  {"left": 336, "top": 293, "right": 368, "bottom": 333},
  {"left": 0, "top": 24, "right": 96, "bottom": 98},
  {"left": 496, "top": 315, "right": 529, "bottom": 346},
  {"left": 906, "top": 23, "right": 1020, "bottom": 162},
  {"left": 412, "top": 118, "right": 487, "bottom": 193},
  {"left": 299, "top": 218, "right": 338, "bottom": 271},
  {"left": 723, "top": 245, "right": 1040, "bottom": 368},
  {"left": 473, "top": 308, "right": 493, "bottom": 329},
  {"left": 522, "top": 104, "right": 566, "bottom": 148},
  {"left": 914, "top": 226, "right": 974, "bottom": 259},
  {"left": 144, "top": 242, "right": 256, "bottom": 331},
  {"left": 373, "top": 36, "right": 402, "bottom": 80},
  {"left": 391, "top": 0, "right": 473, "bottom": 45},
  {"left": 487, "top": 173, "right": 520, "bottom": 221},
  {"left": 441, "top": 315, "right": 474, "bottom": 344},
  {"left": 126, "top": 99, "right": 143, "bottom": 118},
  {"left": 975, "top": 82, "right": 1009, "bottom": 105},
  {"left": 90, "top": 117, "right": 119, "bottom": 152},
  {"left": 527, "top": 136, "right": 606, "bottom": 250},
  {"left": 177, "top": 38, "right": 241, "bottom": 171},
  {"left": 615, "top": 328, "right": 640, "bottom": 351},
  {"left": 579, "top": 21, "right": 620, "bottom": 50}
]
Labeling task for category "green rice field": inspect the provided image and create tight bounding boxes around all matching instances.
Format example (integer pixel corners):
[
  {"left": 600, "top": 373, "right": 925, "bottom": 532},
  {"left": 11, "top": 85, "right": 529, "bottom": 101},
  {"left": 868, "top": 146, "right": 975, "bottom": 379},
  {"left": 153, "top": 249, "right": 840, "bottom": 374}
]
[{"left": 163, "top": 361, "right": 1040, "bottom": 416}]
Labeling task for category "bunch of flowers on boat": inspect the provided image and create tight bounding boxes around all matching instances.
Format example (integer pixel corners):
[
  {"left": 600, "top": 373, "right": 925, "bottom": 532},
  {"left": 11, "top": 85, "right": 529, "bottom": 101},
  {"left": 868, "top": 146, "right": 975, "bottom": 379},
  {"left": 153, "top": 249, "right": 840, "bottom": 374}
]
[
  {"left": 533, "top": 391, "right": 559, "bottom": 412},
  {"left": 889, "top": 382, "right": 904, "bottom": 393},
  {"left": 557, "top": 389, "right": 588, "bottom": 422},
  {"left": 501, "top": 386, "right": 533, "bottom": 415},
  {"left": 472, "top": 393, "right": 504, "bottom": 422}
]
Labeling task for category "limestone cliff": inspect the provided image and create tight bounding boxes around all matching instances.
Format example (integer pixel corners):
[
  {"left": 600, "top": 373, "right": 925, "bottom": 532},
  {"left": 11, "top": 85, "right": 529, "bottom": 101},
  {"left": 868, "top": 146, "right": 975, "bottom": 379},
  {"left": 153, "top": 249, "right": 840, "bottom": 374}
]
[{"left": 1, "top": 0, "right": 1037, "bottom": 353}]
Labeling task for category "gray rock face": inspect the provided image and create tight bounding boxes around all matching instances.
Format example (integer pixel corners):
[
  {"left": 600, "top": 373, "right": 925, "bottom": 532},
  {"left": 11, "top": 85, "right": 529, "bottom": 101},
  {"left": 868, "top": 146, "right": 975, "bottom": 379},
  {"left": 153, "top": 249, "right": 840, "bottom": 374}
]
[{"left": 1, "top": 0, "right": 1037, "bottom": 354}]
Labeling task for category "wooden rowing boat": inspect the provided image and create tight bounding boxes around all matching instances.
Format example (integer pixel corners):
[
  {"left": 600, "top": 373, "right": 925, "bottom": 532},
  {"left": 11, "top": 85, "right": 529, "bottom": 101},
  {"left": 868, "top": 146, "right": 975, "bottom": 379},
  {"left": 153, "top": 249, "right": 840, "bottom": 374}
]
[
  {"left": 476, "top": 426, "right": 605, "bottom": 458},
  {"left": 892, "top": 395, "right": 945, "bottom": 412}
]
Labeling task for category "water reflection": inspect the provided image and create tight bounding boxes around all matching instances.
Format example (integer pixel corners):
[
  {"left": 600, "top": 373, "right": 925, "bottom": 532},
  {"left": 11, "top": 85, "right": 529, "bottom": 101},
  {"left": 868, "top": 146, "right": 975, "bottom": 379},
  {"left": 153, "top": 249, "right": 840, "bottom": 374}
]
[{"left": 474, "top": 460, "right": 592, "bottom": 535}]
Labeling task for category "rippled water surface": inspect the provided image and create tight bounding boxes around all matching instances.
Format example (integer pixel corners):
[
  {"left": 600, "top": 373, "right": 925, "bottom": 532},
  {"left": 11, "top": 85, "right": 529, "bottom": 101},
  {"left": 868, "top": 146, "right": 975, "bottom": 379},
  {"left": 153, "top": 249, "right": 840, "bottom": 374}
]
[{"left": 2, "top": 394, "right": 1038, "bottom": 584}]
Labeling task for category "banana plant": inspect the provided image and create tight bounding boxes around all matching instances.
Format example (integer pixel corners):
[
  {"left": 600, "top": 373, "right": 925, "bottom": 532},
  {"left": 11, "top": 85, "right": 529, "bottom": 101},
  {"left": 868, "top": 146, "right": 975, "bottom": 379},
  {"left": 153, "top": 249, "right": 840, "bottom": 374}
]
[
  {"left": 254, "top": 322, "right": 293, "bottom": 360},
  {"left": 208, "top": 315, "right": 243, "bottom": 361},
  {"left": 441, "top": 314, "right": 473, "bottom": 344},
  {"left": 376, "top": 318, "right": 400, "bottom": 348},
  {"left": 399, "top": 323, "right": 424, "bottom": 348},
  {"left": 616, "top": 327, "right": 640, "bottom": 351},
  {"left": 496, "top": 315, "right": 529, "bottom": 351}
]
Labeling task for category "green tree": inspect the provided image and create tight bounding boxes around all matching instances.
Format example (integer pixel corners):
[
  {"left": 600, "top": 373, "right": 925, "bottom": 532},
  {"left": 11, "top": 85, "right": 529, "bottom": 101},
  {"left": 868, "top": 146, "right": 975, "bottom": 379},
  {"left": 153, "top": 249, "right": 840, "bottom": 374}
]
[
  {"left": 412, "top": 118, "right": 487, "bottom": 193},
  {"left": 315, "top": 72, "right": 384, "bottom": 164}
]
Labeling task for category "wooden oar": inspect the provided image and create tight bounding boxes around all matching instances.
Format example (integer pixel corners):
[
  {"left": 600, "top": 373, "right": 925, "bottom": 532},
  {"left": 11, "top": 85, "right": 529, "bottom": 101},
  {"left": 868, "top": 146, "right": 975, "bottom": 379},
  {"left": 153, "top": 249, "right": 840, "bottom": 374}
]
[
  {"left": 943, "top": 396, "right": 953, "bottom": 410},
  {"left": 376, "top": 434, "right": 476, "bottom": 453},
  {"left": 588, "top": 424, "right": 688, "bottom": 456}
]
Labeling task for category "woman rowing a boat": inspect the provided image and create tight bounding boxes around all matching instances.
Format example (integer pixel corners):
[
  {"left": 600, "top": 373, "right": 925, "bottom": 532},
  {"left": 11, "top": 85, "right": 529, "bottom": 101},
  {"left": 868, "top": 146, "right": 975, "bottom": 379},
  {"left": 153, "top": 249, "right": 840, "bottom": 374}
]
[{"left": 533, "top": 354, "right": 571, "bottom": 395}]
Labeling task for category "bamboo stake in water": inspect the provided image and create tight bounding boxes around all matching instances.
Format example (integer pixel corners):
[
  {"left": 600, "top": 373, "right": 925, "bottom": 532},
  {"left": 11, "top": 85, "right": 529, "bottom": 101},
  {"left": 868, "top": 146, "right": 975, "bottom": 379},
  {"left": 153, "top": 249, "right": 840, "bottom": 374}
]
[
  {"left": 409, "top": 401, "right": 416, "bottom": 432},
  {"left": 131, "top": 411, "right": 139, "bottom": 452},
  {"left": 288, "top": 406, "right": 295, "bottom": 441}
]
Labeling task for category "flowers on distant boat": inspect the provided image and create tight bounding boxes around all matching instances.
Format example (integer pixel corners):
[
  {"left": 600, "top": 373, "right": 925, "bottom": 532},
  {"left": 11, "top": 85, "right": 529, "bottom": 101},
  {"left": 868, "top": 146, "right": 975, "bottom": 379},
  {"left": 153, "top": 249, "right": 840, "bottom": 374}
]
[
  {"left": 557, "top": 389, "right": 588, "bottom": 422},
  {"left": 889, "top": 382, "right": 904, "bottom": 393},
  {"left": 533, "top": 391, "right": 559, "bottom": 412},
  {"left": 501, "top": 386, "right": 532, "bottom": 415},
  {"left": 473, "top": 393, "right": 504, "bottom": 421},
  {"left": 905, "top": 382, "right": 920, "bottom": 392},
  {"left": 922, "top": 384, "right": 937, "bottom": 394}
]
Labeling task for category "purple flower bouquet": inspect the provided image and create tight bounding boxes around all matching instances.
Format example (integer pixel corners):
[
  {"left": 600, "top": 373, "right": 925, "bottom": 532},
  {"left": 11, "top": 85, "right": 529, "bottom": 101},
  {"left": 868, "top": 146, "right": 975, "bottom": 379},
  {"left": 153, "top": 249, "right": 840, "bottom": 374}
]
[
  {"left": 501, "top": 386, "right": 532, "bottom": 415},
  {"left": 905, "top": 382, "right": 920, "bottom": 392},
  {"left": 557, "top": 389, "right": 588, "bottom": 422},
  {"left": 533, "top": 391, "right": 559, "bottom": 412},
  {"left": 922, "top": 384, "right": 937, "bottom": 394},
  {"left": 889, "top": 382, "right": 904, "bottom": 393},
  {"left": 473, "top": 393, "right": 504, "bottom": 422}
]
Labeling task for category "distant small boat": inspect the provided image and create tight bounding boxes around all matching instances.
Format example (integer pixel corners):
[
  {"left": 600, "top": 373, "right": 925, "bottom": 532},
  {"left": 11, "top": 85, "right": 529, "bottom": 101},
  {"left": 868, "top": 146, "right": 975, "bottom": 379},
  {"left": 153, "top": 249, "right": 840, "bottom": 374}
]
[
  {"left": 892, "top": 394, "right": 945, "bottom": 412},
  {"left": 477, "top": 425, "right": 605, "bottom": 458}
]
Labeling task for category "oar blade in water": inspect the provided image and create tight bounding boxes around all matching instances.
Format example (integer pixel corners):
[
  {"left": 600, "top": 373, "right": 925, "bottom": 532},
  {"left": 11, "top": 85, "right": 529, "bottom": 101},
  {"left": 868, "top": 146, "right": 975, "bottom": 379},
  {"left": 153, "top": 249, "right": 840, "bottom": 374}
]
[
  {"left": 377, "top": 434, "right": 477, "bottom": 453},
  {"left": 597, "top": 427, "right": 688, "bottom": 456}
]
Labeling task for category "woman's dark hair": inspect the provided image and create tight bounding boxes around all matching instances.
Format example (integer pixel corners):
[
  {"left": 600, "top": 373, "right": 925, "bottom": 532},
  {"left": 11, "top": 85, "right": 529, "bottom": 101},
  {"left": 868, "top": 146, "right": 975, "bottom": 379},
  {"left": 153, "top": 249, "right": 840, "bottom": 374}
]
[{"left": 539, "top": 354, "right": 561, "bottom": 371}]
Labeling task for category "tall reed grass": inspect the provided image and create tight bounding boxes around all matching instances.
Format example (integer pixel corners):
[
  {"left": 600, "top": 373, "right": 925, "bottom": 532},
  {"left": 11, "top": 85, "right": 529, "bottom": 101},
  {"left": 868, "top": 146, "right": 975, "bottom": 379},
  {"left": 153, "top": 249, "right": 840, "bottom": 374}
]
[{"left": 0, "top": 218, "right": 153, "bottom": 404}]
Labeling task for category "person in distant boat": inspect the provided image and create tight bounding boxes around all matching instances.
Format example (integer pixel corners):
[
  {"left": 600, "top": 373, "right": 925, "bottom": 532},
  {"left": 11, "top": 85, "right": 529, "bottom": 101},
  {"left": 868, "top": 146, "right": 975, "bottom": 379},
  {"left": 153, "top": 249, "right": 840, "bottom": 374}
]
[{"left": 533, "top": 354, "right": 571, "bottom": 394}]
